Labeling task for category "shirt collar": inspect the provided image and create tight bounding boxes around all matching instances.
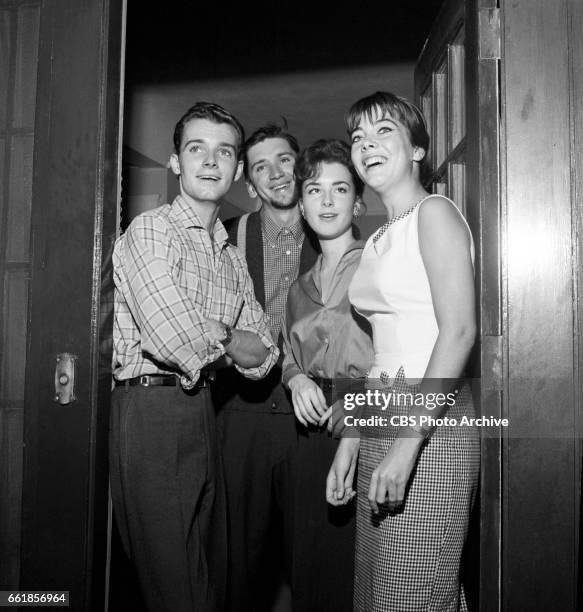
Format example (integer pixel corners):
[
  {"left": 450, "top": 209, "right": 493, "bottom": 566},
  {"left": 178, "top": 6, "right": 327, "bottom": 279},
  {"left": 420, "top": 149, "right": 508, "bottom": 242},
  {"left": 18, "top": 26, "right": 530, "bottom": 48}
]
[
  {"left": 170, "top": 195, "right": 229, "bottom": 246},
  {"left": 260, "top": 207, "right": 304, "bottom": 244},
  {"left": 301, "top": 239, "right": 365, "bottom": 302}
]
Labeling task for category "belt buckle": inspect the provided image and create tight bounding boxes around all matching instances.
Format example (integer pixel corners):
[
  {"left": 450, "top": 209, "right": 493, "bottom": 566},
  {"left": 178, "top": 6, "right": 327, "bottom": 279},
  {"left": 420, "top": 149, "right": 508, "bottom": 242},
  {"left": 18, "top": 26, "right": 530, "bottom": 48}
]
[
  {"left": 198, "top": 370, "right": 215, "bottom": 388},
  {"left": 139, "top": 375, "right": 150, "bottom": 387}
]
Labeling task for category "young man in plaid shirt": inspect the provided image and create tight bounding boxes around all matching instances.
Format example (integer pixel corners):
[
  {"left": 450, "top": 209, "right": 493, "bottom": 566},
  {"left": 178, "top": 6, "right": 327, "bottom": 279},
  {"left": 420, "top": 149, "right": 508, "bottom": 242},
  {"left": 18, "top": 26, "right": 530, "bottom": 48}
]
[
  {"left": 110, "top": 102, "right": 279, "bottom": 612},
  {"left": 213, "top": 124, "right": 319, "bottom": 611}
]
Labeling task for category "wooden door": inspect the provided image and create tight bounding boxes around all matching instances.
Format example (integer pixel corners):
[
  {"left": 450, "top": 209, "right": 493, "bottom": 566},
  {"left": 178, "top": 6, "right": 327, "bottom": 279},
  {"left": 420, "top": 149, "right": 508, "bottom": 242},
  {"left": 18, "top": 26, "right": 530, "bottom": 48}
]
[
  {"left": 497, "top": 0, "right": 582, "bottom": 609},
  {"left": 0, "top": 0, "right": 42, "bottom": 590},
  {"left": 415, "top": 0, "right": 499, "bottom": 607},
  {"left": 0, "top": 1, "right": 125, "bottom": 609},
  {"left": 417, "top": 0, "right": 583, "bottom": 610}
]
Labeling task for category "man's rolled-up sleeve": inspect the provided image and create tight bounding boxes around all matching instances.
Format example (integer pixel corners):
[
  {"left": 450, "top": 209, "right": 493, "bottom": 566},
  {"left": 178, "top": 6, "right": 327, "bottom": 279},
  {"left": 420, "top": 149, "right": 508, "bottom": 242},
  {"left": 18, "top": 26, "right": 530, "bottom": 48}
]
[{"left": 233, "top": 267, "right": 279, "bottom": 379}]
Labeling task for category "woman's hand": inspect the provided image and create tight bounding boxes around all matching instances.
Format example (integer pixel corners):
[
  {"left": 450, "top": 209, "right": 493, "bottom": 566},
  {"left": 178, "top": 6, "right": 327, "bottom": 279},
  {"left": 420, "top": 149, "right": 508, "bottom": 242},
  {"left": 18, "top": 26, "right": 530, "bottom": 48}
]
[
  {"left": 287, "top": 374, "right": 328, "bottom": 426},
  {"left": 326, "top": 436, "right": 360, "bottom": 506},
  {"left": 368, "top": 436, "right": 424, "bottom": 513},
  {"left": 318, "top": 400, "right": 348, "bottom": 437}
]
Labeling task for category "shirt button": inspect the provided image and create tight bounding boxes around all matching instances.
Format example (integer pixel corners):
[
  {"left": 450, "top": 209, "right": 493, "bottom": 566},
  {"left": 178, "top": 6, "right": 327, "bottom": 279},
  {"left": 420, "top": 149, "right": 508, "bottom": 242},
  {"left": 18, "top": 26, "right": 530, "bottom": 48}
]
[
  {"left": 285, "top": 250, "right": 291, "bottom": 255},
  {"left": 271, "top": 401, "right": 278, "bottom": 410},
  {"left": 323, "top": 337, "right": 329, "bottom": 344},
  {"left": 271, "top": 244, "right": 276, "bottom": 249},
  {"left": 283, "top": 275, "right": 289, "bottom": 282}
]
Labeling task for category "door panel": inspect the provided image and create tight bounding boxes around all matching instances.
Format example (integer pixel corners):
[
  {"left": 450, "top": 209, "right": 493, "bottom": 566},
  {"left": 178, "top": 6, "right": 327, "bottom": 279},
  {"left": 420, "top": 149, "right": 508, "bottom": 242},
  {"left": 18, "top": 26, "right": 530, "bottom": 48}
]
[
  {"left": 0, "top": 0, "right": 41, "bottom": 590},
  {"left": 415, "top": 0, "right": 503, "bottom": 609},
  {"left": 502, "top": 0, "right": 580, "bottom": 608},
  {"left": 418, "top": 1, "right": 583, "bottom": 610},
  {"left": 13, "top": 1, "right": 124, "bottom": 609}
]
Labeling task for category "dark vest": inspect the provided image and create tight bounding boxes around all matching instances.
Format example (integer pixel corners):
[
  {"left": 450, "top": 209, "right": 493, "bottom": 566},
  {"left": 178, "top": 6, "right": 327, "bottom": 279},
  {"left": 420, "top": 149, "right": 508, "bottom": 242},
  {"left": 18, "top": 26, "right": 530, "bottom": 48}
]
[
  {"left": 224, "top": 211, "right": 319, "bottom": 310},
  {"left": 212, "top": 211, "right": 319, "bottom": 414}
]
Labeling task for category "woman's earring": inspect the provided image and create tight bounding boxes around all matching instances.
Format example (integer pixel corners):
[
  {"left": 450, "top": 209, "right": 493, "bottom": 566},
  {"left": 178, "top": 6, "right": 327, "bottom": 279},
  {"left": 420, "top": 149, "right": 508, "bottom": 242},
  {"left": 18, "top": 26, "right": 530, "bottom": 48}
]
[
  {"left": 299, "top": 203, "right": 305, "bottom": 218},
  {"left": 353, "top": 201, "right": 361, "bottom": 218},
  {"left": 413, "top": 147, "right": 426, "bottom": 162}
]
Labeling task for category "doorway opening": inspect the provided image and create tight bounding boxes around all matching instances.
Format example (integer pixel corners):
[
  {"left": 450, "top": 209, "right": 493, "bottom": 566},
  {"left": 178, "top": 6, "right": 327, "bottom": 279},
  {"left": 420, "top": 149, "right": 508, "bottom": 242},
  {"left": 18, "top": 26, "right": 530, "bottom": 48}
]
[{"left": 111, "top": 2, "right": 474, "bottom": 610}]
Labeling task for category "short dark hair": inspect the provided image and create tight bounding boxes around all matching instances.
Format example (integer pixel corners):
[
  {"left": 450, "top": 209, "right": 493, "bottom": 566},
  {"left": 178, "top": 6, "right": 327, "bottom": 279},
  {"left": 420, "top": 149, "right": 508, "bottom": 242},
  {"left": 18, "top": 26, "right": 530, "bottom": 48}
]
[
  {"left": 173, "top": 101, "right": 245, "bottom": 158},
  {"left": 346, "top": 91, "right": 431, "bottom": 184},
  {"left": 295, "top": 138, "right": 364, "bottom": 198},
  {"left": 243, "top": 120, "right": 299, "bottom": 179}
]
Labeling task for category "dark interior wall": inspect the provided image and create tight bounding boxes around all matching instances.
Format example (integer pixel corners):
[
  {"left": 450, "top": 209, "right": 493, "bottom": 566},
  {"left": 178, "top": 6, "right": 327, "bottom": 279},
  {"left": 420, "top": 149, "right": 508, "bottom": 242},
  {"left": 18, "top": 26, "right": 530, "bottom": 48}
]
[
  {"left": 125, "top": 2, "right": 445, "bottom": 85},
  {"left": 122, "top": 1, "right": 445, "bottom": 230}
]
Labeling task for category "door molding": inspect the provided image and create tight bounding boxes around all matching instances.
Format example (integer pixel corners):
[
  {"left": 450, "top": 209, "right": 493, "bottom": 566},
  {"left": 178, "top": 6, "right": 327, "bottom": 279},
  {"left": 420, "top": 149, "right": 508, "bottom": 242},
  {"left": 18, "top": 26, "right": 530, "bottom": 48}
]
[{"left": 20, "top": 1, "right": 124, "bottom": 608}]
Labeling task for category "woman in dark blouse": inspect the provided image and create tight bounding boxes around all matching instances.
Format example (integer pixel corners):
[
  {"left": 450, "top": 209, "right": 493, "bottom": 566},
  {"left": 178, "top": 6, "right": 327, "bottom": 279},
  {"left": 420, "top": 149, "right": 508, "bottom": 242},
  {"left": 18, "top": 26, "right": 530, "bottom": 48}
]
[{"left": 281, "top": 138, "right": 373, "bottom": 611}]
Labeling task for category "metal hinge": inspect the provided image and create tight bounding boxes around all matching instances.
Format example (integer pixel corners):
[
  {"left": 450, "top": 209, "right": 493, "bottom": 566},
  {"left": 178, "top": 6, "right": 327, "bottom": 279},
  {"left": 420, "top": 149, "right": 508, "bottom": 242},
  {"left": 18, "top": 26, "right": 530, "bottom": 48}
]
[{"left": 479, "top": 8, "right": 501, "bottom": 60}]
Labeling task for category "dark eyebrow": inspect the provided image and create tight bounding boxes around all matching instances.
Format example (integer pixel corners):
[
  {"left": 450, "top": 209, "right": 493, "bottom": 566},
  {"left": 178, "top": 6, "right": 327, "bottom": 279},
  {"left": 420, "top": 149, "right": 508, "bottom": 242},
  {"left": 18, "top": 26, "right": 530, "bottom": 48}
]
[
  {"left": 373, "top": 117, "right": 397, "bottom": 126},
  {"left": 182, "top": 138, "right": 204, "bottom": 151},
  {"left": 251, "top": 158, "right": 267, "bottom": 169},
  {"left": 182, "top": 139, "right": 236, "bottom": 152}
]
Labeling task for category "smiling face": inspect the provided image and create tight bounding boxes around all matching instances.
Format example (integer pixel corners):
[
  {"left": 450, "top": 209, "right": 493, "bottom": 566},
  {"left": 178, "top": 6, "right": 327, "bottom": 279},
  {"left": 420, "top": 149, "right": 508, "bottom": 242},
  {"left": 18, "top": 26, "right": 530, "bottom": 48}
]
[
  {"left": 349, "top": 110, "right": 425, "bottom": 195},
  {"left": 169, "top": 118, "right": 243, "bottom": 205},
  {"left": 245, "top": 137, "right": 298, "bottom": 210},
  {"left": 300, "top": 161, "right": 358, "bottom": 241}
]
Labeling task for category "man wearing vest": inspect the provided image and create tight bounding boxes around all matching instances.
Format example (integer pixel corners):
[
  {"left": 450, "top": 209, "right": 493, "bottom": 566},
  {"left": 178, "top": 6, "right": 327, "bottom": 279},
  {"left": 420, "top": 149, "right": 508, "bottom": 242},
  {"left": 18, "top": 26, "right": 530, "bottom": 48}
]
[{"left": 213, "top": 123, "right": 319, "bottom": 611}]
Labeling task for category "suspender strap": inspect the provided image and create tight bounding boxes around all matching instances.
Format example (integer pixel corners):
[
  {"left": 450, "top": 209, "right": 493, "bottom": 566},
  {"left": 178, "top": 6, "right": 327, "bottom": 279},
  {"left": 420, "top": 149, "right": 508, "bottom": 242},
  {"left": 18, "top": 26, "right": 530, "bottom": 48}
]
[{"left": 236, "top": 212, "right": 250, "bottom": 255}]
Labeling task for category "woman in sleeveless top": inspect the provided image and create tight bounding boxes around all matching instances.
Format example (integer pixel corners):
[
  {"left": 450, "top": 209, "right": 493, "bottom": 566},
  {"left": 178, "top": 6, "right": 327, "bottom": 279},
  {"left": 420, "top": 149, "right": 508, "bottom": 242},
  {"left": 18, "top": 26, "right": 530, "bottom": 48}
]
[
  {"left": 327, "top": 92, "right": 479, "bottom": 611},
  {"left": 281, "top": 139, "right": 373, "bottom": 611}
]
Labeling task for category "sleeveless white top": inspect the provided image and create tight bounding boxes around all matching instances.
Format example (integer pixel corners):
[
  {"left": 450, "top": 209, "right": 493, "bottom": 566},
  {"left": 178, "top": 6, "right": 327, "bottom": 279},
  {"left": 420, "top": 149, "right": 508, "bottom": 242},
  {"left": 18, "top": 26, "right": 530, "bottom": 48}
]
[{"left": 348, "top": 195, "right": 475, "bottom": 379}]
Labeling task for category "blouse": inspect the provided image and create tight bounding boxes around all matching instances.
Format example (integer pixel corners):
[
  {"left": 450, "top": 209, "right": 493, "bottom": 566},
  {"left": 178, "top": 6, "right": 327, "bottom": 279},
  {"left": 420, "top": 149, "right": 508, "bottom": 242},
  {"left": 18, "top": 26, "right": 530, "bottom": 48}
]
[{"left": 282, "top": 240, "right": 373, "bottom": 385}]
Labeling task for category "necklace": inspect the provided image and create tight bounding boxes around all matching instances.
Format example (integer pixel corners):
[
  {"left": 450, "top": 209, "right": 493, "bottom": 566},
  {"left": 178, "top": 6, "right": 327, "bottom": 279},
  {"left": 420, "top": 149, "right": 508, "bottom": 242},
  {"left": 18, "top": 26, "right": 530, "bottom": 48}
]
[{"left": 372, "top": 195, "right": 427, "bottom": 244}]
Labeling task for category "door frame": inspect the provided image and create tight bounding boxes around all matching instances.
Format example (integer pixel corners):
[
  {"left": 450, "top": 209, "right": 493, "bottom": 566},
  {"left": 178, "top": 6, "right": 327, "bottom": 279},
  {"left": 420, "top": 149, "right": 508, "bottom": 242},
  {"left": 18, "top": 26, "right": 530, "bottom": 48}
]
[
  {"left": 19, "top": 1, "right": 124, "bottom": 608},
  {"left": 414, "top": 0, "right": 502, "bottom": 605},
  {"left": 417, "top": 0, "right": 583, "bottom": 610}
]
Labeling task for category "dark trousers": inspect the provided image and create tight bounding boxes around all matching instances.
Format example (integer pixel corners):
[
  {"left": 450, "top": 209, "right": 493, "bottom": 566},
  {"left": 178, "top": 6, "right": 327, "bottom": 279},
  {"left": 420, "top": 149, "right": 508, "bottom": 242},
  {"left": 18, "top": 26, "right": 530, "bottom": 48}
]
[
  {"left": 109, "top": 384, "right": 226, "bottom": 612},
  {"left": 292, "top": 427, "right": 355, "bottom": 612},
  {"left": 217, "top": 396, "right": 297, "bottom": 612}
]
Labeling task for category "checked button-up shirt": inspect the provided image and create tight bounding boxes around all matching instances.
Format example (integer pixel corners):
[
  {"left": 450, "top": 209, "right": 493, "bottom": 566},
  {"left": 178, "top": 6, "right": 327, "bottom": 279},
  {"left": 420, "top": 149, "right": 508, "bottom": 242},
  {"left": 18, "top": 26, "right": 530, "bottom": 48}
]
[
  {"left": 113, "top": 196, "right": 278, "bottom": 386},
  {"left": 261, "top": 209, "right": 304, "bottom": 342}
]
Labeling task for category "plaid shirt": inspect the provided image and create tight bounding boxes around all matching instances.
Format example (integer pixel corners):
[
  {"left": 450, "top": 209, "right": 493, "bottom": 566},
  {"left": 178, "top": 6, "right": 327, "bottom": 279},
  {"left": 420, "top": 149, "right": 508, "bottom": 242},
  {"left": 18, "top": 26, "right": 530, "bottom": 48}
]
[
  {"left": 113, "top": 196, "right": 278, "bottom": 386},
  {"left": 261, "top": 209, "right": 304, "bottom": 341}
]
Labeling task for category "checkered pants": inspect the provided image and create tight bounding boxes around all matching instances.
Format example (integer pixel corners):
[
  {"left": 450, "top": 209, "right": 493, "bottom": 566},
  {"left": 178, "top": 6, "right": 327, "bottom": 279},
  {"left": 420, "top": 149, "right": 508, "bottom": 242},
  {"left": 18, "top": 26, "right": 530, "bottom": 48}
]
[{"left": 354, "top": 374, "right": 480, "bottom": 612}]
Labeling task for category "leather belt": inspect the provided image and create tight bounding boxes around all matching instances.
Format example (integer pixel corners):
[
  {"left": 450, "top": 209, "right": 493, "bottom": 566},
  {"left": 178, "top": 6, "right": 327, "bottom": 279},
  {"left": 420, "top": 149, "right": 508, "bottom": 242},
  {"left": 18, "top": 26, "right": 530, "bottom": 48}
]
[
  {"left": 115, "top": 372, "right": 213, "bottom": 389},
  {"left": 311, "top": 376, "right": 335, "bottom": 392},
  {"left": 311, "top": 376, "right": 366, "bottom": 405}
]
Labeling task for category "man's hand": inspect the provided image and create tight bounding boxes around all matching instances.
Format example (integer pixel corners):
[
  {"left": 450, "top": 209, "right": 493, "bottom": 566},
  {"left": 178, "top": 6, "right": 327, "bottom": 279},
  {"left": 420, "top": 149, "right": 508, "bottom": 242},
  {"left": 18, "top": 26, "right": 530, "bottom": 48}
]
[
  {"left": 205, "top": 318, "right": 271, "bottom": 369},
  {"left": 326, "top": 436, "right": 360, "bottom": 506},
  {"left": 204, "top": 318, "right": 229, "bottom": 347},
  {"left": 287, "top": 374, "right": 328, "bottom": 427}
]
